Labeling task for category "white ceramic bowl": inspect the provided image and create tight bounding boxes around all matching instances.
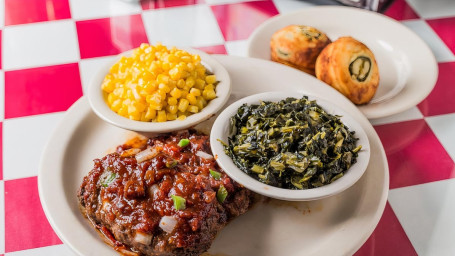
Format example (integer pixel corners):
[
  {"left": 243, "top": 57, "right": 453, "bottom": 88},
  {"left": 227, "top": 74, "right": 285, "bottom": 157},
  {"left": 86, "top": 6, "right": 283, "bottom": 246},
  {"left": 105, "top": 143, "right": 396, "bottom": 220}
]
[
  {"left": 210, "top": 91, "right": 370, "bottom": 201},
  {"left": 87, "top": 47, "right": 231, "bottom": 135}
]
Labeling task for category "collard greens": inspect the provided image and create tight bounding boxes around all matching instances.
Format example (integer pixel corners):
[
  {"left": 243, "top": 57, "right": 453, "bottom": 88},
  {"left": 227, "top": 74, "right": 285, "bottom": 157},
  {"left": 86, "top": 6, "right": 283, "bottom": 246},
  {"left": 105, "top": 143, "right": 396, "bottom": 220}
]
[{"left": 223, "top": 97, "right": 361, "bottom": 189}]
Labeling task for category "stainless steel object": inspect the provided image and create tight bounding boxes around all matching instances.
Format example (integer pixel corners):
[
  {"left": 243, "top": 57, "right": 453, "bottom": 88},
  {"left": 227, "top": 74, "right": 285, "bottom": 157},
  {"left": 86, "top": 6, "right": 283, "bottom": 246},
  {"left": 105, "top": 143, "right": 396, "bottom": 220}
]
[{"left": 335, "top": 0, "right": 392, "bottom": 11}]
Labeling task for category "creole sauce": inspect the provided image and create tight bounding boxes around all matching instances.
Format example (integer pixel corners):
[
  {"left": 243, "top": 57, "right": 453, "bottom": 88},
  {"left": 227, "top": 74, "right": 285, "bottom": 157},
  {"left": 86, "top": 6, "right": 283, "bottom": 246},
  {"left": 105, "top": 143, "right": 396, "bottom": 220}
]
[{"left": 79, "top": 130, "right": 239, "bottom": 253}]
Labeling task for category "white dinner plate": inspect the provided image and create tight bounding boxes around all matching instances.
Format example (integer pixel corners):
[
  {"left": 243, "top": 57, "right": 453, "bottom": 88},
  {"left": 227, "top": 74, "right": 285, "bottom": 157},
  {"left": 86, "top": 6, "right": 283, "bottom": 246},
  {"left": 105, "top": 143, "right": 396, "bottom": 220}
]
[
  {"left": 247, "top": 6, "right": 438, "bottom": 119},
  {"left": 38, "top": 55, "right": 389, "bottom": 256}
]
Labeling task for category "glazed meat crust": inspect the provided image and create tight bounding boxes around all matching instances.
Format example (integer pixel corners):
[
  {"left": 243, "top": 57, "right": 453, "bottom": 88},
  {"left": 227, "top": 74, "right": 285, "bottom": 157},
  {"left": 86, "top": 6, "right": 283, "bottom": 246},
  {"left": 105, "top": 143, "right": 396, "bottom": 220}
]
[{"left": 78, "top": 130, "right": 253, "bottom": 256}]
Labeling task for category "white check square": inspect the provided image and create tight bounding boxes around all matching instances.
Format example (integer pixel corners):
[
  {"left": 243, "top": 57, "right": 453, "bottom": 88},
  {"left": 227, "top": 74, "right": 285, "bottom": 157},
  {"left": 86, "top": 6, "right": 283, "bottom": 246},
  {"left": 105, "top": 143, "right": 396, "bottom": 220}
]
[
  {"left": 389, "top": 179, "right": 455, "bottom": 256},
  {"left": 4, "top": 244, "right": 77, "bottom": 256},
  {"left": 402, "top": 20, "right": 455, "bottom": 63},
  {"left": 272, "top": 0, "right": 316, "bottom": 14},
  {"left": 426, "top": 113, "right": 455, "bottom": 163},
  {"left": 3, "top": 20, "right": 80, "bottom": 71},
  {"left": 69, "top": 0, "right": 141, "bottom": 20},
  {"left": 407, "top": 0, "right": 455, "bottom": 19},
  {"left": 142, "top": 5, "right": 224, "bottom": 47},
  {"left": 3, "top": 113, "right": 64, "bottom": 180},
  {"left": 0, "top": 181, "right": 4, "bottom": 254}
]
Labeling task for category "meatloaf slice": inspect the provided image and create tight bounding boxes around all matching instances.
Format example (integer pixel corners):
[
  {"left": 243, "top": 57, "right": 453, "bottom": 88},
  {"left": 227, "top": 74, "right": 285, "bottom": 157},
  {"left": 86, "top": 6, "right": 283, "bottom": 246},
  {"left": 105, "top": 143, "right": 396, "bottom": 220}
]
[{"left": 78, "top": 130, "right": 253, "bottom": 256}]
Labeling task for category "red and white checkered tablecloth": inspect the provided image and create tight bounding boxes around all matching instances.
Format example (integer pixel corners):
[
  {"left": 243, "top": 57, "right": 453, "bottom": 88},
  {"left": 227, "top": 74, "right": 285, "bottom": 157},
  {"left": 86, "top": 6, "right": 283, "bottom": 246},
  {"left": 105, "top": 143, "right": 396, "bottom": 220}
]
[{"left": 1, "top": 0, "right": 455, "bottom": 255}]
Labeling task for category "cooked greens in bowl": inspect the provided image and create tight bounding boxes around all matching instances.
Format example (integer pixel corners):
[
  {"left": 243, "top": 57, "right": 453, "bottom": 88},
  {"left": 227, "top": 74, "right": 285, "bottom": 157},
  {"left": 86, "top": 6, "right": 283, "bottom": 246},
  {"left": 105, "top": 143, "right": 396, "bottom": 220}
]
[
  {"left": 222, "top": 96, "right": 361, "bottom": 190},
  {"left": 210, "top": 91, "right": 370, "bottom": 201}
]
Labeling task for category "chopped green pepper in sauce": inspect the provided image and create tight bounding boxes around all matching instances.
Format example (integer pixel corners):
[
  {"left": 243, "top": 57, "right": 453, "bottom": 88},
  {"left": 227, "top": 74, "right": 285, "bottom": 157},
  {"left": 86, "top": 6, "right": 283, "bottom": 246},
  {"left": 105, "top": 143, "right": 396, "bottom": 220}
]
[
  {"left": 171, "top": 195, "right": 186, "bottom": 210},
  {"left": 222, "top": 96, "right": 361, "bottom": 190}
]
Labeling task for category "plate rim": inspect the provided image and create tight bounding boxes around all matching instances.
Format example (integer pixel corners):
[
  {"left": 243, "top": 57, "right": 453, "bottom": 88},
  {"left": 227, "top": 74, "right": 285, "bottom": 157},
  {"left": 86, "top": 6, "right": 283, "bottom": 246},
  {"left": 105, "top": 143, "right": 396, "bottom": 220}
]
[
  {"left": 38, "top": 55, "right": 389, "bottom": 256},
  {"left": 246, "top": 5, "right": 438, "bottom": 119}
]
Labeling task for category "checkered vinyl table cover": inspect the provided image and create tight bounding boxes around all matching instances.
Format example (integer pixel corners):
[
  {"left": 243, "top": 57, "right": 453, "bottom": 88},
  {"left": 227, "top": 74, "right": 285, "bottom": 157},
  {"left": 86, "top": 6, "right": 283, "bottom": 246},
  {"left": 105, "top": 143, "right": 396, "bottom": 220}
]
[{"left": 1, "top": 0, "right": 455, "bottom": 255}]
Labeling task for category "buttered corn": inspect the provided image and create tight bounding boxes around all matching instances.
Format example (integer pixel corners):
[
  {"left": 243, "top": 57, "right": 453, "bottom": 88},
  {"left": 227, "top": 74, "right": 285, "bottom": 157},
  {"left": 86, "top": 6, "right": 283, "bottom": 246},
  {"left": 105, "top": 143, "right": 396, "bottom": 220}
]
[{"left": 102, "top": 43, "right": 218, "bottom": 122}]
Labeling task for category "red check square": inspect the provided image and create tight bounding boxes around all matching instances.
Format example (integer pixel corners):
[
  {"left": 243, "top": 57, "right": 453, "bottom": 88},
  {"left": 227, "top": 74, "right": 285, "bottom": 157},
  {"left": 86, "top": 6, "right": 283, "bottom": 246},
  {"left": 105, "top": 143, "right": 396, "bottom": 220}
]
[
  {"left": 374, "top": 119, "right": 455, "bottom": 189},
  {"left": 354, "top": 202, "right": 417, "bottom": 256},
  {"left": 418, "top": 62, "right": 455, "bottom": 117},
  {"left": 383, "top": 0, "right": 419, "bottom": 21},
  {"left": 427, "top": 17, "right": 455, "bottom": 56},
  {"left": 141, "top": 0, "right": 205, "bottom": 10},
  {"left": 211, "top": 0, "right": 279, "bottom": 41},
  {"left": 5, "top": 63, "right": 83, "bottom": 119},
  {"left": 76, "top": 15, "right": 149, "bottom": 59},
  {"left": 4, "top": 177, "right": 62, "bottom": 253},
  {"left": 5, "top": 0, "right": 71, "bottom": 26}
]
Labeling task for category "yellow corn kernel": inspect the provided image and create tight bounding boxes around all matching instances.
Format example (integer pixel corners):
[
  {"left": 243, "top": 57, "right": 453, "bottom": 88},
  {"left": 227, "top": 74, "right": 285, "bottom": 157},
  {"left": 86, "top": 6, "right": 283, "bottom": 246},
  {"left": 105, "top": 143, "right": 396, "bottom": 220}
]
[
  {"left": 181, "top": 56, "right": 191, "bottom": 62},
  {"left": 167, "top": 97, "right": 178, "bottom": 106},
  {"left": 113, "top": 88, "right": 124, "bottom": 97},
  {"left": 176, "top": 79, "right": 186, "bottom": 89},
  {"left": 187, "top": 62, "right": 195, "bottom": 71},
  {"left": 167, "top": 54, "right": 179, "bottom": 63},
  {"left": 149, "top": 104, "right": 162, "bottom": 111},
  {"left": 111, "top": 99, "right": 122, "bottom": 112},
  {"left": 205, "top": 75, "right": 217, "bottom": 84},
  {"left": 134, "top": 101, "right": 147, "bottom": 112},
  {"left": 196, "top": 67, "right": 206, "bottom": 77},
  {"left": 102, "top": 81, "right": 115, "bottom": 93},
  {"left": 200, "top": 97, "right": 207, "bottom": 107},
  {"left": 140, "top": 112, "right": 149, "bottom": 122},
  {"left": 129, "top": 110, "right": 141, "bottom": 120},
  {"left": 107, "top": 93, "right": 116, "bottom": 105},
  {"left": 167, "top": 113, "right": 177, "bottom": 121},
  {"left": 158, "top": 83, "right": 171, "bottom": 93},
  {"left": 180, "top": 90, "right": 188, "bottom": 99},
  {"left": 188, "top": 105, "right": 199, "bottom": 113},
  {"left": 157, "top": 110, "right": 167, "bottom": 122},
  {"left": 157, "top": 74, "right": 169, "bottom": 84},
  {"left": 118, "top": 106, "right": 128, "bottom": 116},
  {"left": 127, "top": 105, "right": 137, "bottom": 115},
  {"left": 204, "top": 84, "right": 214, "bottom": 91},
  {"left": 145, "top": 107, "right": 156, "bottom": 120},
  {"left": 123, "top": 98, "right": 131, "bottom": 106},
  {"left": 178, "top": 99, "right": 189, "bottom": 112},
  {"left": 195, "top": 97, "right": 204, "bottom": 110},
  {"left": 186, "top": 77, "right": 195, "bottom": 88},
  {"left": 161, "top": 62, "right": 170, "bottom": 71},
  {"left": 186, "top": 93, "right": 197, "bottom": 105},
  {"left": 143, "top": 82, "right": 156, "bottom": 94},
  {"left": 166, "top": 105, "right": 178, "bottom": 114},
  {"left": 177, "top": 115, "right": 187, "bottom": 121},
  {"left": 203, "top": 89, "right": 217, "bottom": 100},
  {"left": 192, "top": 54, "right": 201, "bottom": 62},
  {"left": 142, "top": 71, "right": 155, "bottom": 81},
  {"left": 195, "top": 78, "right": 205, "bottom": 89},
  {"left": 190, "top": 88, "right": 201, "bottom": 97},
  {"left": 170, "top": 88, "right": 182, "bottom": 99},
  {"left": 109, "top": 63, "right": 119, "bottom": 74}
]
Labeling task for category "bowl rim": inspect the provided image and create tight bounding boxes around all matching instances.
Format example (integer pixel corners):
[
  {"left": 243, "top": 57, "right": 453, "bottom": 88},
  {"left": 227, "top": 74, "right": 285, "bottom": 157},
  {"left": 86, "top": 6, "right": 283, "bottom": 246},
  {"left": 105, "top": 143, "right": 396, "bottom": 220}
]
[
  {"left": 210, "top": 91, "right": 371, "bottom": 201},
  {"left": 87, "top": 46, "right": 231, "bottom": 133}
]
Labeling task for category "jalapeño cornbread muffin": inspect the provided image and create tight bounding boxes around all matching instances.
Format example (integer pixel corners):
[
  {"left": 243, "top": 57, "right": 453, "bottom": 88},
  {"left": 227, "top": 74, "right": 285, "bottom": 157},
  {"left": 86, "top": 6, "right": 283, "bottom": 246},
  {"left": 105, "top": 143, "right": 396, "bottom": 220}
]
[
  {"left": 102, "top": 43, "right": 218, "bottom": 122},
  {"left": 270, "top": 25, "right": 332, "bottom": 75},
  {"left": 315, "top": 37, "right": 380, "bottom": 105}
]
